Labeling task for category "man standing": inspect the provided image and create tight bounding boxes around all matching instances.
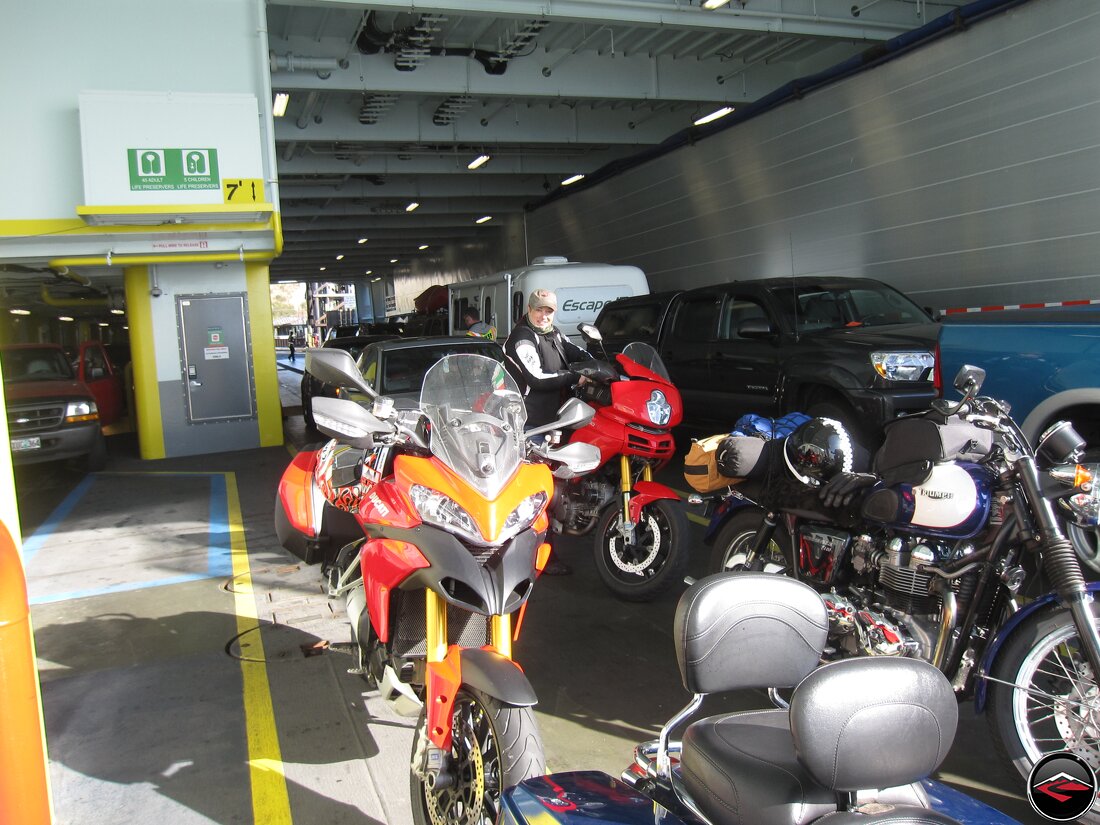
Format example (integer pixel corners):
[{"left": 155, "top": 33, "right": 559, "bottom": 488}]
[{"left": 503, "top": 289, "right": 593, "bottom": 576}]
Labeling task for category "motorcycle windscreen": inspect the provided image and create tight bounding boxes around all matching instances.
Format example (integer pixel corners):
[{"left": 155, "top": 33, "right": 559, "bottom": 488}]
[{"left": 421, "top": 354, "right": 527, "bottom": 499}]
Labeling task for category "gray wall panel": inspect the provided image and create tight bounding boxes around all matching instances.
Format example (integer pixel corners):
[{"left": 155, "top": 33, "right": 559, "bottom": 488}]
[{"left": 526, "top": 0, "right": 1100, "bottom": 310}]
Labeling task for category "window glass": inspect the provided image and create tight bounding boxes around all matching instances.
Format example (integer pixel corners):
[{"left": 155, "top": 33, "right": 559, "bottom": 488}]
[
  {"left": 597, "top": 304, "right": 660, "bottom": 339},
  {"left": 718, "top": 297, "right": 769, "bottom": 340},
  {"left": 671, "top": 296, "right": 719, "bottom": 342}
]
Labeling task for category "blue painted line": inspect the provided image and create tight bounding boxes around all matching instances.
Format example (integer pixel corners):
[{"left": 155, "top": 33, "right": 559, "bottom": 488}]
[
  {"left": 22, "top": 475, "right": 96, "bottom": 563},
  {"left": 25, "top": 471, "right": 236, "bottom": 603}
]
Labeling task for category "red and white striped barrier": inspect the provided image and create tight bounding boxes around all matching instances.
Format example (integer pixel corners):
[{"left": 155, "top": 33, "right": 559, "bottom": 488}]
[{"left": 940, "top": 299, "right": 1100, "bottom": 315}]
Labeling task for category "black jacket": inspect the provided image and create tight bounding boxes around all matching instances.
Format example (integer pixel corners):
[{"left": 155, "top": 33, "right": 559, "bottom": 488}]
[{"left": 504, "top": 317, "right": 593, "bottom": 428}]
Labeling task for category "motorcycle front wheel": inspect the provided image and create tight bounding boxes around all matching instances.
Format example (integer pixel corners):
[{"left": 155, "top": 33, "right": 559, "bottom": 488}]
[
  {"left": 593, "top": 499, "right": 688, "bottom": 602},
  {"left": 710, "top": 509, "right": 792, "bottom": 575},
  {"left": 987, "top": 602, "right": 1100, "bottom": 786},
  {"left": 410, "top": 687, "right": 544, "bottom": 825}
]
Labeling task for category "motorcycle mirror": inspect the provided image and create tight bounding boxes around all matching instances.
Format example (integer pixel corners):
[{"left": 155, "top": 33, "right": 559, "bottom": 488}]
[
  {"left": 526, "top": 398, "right": 596, "bottom": 440},
  {"left": 578, "top": 323, "right": 603, "bottom": 342},
  {"left": 305, "top": 348, "right": 377, "bottom": 399},
  {"left": 953, "top": 364, "right": 986, "bottom": 396},
  {"left": 311, "top": 395, "right": 392, "bottom": 448}
]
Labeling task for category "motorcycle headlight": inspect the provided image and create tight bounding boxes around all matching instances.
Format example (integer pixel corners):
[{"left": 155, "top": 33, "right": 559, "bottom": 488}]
[
  {"left": 870, "top": 351, "right": 935, "bottom": 382},
  {"left": 64, "top": 400, "right": 99, "bottom": 423},
  {"left": 409, "top": 484, "right": 484, "bottom": 545},
  {"left": 646, "top": 390, "right": 672, "bottom": 426},
  {"left": 498, "top": 492, "right": 548, "bottom": 545}
]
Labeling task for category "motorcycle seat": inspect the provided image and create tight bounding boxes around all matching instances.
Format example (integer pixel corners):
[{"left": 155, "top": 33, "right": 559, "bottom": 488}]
[{"left": 673, "top": 574, "right": 962, "bottom": 825}]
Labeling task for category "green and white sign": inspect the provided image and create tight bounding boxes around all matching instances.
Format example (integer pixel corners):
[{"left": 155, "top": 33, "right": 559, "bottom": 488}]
[{"left": 128, "top": 148, "right": 220, "bottom": 191}]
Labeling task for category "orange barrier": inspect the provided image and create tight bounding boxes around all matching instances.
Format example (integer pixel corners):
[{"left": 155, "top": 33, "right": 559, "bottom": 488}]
[{"left": 0, "top": 519, "right": 52, "bottom": 823}]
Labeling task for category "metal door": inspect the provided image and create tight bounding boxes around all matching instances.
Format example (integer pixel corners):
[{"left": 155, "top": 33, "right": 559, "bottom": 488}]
[{"left": 177, "top": 294, "right": 255, "bottom": 422}]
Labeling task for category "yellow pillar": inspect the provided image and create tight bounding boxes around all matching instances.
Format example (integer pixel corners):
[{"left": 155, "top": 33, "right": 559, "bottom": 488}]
[
  {"left": 246, "top": 262, "right": 284, "bottom": 447},
  {"left": 123, "top": 265, "right": 166, "bottom": 459}
]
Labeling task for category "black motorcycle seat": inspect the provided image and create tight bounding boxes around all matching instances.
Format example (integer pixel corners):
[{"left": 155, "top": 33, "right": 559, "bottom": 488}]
[
  {"left": 681, "top": 708, "right": 837, "bottom": 825},
  {"left": 812, "top": 806, "right": 961, "bottom": 824}
]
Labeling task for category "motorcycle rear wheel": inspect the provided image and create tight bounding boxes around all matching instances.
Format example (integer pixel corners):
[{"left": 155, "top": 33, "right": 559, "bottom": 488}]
[
  {"left": 710, "top": 509, "right": 792, "bottom": 575},
  {"left": 410, "top": 687, "right": 544, "bottom": 825},
  {"left": 593, "top": 499, "right": 688, "bottom": 602},
  {"left": 987, "top": 602, "right": 1100, "bottom": 791}
]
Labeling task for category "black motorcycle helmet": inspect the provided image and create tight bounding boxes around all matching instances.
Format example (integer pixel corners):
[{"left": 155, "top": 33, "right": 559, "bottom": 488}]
[{"left": 782, "top": 417, "right": 854, "bottom": 487}]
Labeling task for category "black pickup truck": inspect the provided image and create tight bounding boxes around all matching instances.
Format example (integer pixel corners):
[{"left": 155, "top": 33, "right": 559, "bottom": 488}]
[{"left": 593, "top": 277, "right": 939, "bottom": 442}]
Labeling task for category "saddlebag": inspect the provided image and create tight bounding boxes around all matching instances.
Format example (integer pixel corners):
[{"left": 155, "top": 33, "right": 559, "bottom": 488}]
[
  {"left": 873, "top": 416, "right": 993, "bottom": 486},
  {"left": 683, "top": 434, "right": 766, "bottom": 493}
]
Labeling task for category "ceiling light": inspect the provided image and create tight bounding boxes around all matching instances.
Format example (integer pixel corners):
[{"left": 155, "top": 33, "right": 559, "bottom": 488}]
[
  {"left": 358, "top": 237, "right": 368, "bottom": 244},
  {"left": 59, "top": 316, "right": 74, "bottom": 322},
  {"left": 406, "top": 202, "right": 420, "bottom": 212},
  {"left": 371, "top": 277, "right": 382, "bottom": 283},
  {"left": 475, "top": 215, "right": 492, "bottom": 224},
  {"left": 365, "top": 270, "right": 373, "bottom": 275},
  {"left": 336, "top": 254, "right": 344, "bottom": 260},
  {"left": 98, "top": 322, "right": 109, "bottom": 327},
  {"left": 694, "top": 106, "right": 735, "bottom": 126},
  {"left": 702, "top": 0, "right": 731, "bottom": 8},
  {"left": 272, "top": 93, "right": 290, "bottom": 117},
  {"left": 468, "top": 154, "right": 490, "bottom": 170},
  {"left": 9, "top": 309, "right": 30, "bottom": 316},
  {"left": 418, "top": 244, "right": 429, "bottom": 250},
  {"left": 390, "top": 258, "right": 398, "bottom": 263},
  {"left": 110, "top": 309, "right": 125, "bottom": 315},
  {"left": 319, "top": 266, "right": 327, "bottom": 271},
  {"left": 561, "top": 174, "right": 585, "bottom": 186}
]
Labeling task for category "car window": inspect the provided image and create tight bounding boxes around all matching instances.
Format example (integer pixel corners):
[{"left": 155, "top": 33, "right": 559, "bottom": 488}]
[
  {"left": 598, "top": 304, "right": 660, "bottom": 339},
  {"left": 718, "top": 297, "right": 769, "bottom": 340},
  {"left": 83, "top": 346, "right": 109, "bottom": 378},
  {"left": 1, "top": 348, "right": 74, "bottom": 382},
  {"left": 671, "top": 296, "right": 719, "bottom": 342},
  {"left": 380, "top": 342, "right": 504, "bottom": 396}
]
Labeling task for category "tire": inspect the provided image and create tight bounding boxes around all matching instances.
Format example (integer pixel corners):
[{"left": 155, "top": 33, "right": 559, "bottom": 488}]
[
  {"left": 987, "top": 601, "right": 1100, "bottom": 785},
  {"left": 410, "top": 687, "right": 544, "bottom": 825},
  {"left": 593, "top": 498, "right": 688, "bottom": 602},
  {"left": 709, "top": 509, "right": 792, "bottom": 576},
  {"left": 806, "top": 397, "right": 876, "bottom": 457},
  {"left": 301, "top": 380, "right": 316, "bottom": 429}
]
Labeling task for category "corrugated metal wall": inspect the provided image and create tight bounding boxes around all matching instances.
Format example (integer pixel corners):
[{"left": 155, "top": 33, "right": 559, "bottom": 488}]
[{"left": 525, "top": 0, "right": 1100, "bottom": 312}]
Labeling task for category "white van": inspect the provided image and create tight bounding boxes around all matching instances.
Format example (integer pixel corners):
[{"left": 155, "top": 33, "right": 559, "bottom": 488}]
[{"left": 448, "top": 256, "right": 649, "bottom": 344}]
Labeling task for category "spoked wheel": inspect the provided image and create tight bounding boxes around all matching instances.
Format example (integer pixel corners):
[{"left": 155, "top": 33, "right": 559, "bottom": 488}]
[
  {"left": 988, "top": 603, "right": 1100, "bottom": 794},
  {"left": 709, "top": 509, "right": 791, "bottom": 575},
  {"left": 593, "top": 499, "right": 688, "bottom": 602},
  {"left": 411, "top": 687, "right": 544, "bottom": 825}
]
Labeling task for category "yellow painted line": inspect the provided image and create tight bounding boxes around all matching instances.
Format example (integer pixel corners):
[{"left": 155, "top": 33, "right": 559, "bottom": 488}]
[
  {"left": 687, "top": 511, "right": 709, "bottom": 526},
  {"left": 226, "top": 471, "right": 293, "bottom": 825}
]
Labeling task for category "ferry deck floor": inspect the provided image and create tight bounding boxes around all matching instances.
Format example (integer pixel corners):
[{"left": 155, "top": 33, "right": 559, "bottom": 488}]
[{"left": 12, "top": 352, "right": 1035, "bottom": 824}]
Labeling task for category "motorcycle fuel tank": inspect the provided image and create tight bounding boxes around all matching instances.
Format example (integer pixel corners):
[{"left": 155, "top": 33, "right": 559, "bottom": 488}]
[{"left": 862, "top": 463, "right": 992, "bottom": 539}]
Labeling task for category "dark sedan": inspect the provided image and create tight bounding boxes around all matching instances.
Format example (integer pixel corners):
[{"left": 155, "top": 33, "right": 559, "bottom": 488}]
[
  {"left": 301, "top": 334, "right": 399, "bottom": 428},
  {"left": 353, "top": 336, "right": 506, "bottom": 407}
]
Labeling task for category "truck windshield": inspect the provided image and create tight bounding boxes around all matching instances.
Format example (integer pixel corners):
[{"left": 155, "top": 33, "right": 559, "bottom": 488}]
[
  {"left": 1, "top": 348, "right": 74, "bottom": 382},
  {"left": 769, "top": 283, "right": 929, "bottom": 331}
]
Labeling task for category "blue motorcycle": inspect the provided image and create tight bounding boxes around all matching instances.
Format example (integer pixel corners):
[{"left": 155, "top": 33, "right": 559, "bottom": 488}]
[
  {"left": 499, "top": 573, "right": 1020, "bottom": 825},
  {"left": 693, "top": 365, "right": 1100, "bottom": 793}
]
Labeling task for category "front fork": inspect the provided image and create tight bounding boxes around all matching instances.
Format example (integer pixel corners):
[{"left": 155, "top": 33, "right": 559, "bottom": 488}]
[
  {"left": 617, "top": 455, "right": 649, "bottom": 544},
  {"left": 743, "top": 511, "right": 781, "bottom": 571},
  {"left": 415, "top": 591, "right": 514, "bottom": 788}
]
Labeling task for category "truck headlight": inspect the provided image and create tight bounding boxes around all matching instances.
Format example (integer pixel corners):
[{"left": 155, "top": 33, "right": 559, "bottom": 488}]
[
  {"left": 870, "top": 351, "right": 935, "bottom": 382},
  {"left": 64, "top": 400, "right": 99, "bottom": 423}
]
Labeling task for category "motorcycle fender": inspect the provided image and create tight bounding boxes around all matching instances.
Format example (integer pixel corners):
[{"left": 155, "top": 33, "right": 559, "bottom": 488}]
[
  {"left": 975, "top": 581, "right": 1100, "bottom": 712},
  {"left": 426, "top": 647, "right": 537, "bottom": 750},
  {"left": 703, "top": 495, "right": 758, "bottom": 545},
  {"left": 627, "top": 481, "right": 680, "bottom": 525}
]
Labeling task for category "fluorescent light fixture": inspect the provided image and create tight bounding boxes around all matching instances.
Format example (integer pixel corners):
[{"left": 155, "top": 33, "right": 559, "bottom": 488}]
[
  {"left": 98, "top": 322, "right": 109, "bottom": 327},
  {"left": 272, "top": 93, "right": 290, "bottom": 117},
  {"left": 475, "top": 215, "right": 492, "bottom": 224},
  {"left": 418, "top": 244, "right": 429, "bottom": 250},
  {"left": 371, "top": 277, "right": 382, "bottom": 283},
  {"left": 561, "top": 174, "right": 585, "bottom": 186},
  {"left": 406, "top": 202, "right": 420, "bottom": 212},
  {"left": 59, "top": 316, "right": 74, "bottom": 322},
  {"left": 365, "top": 270, "right": 373, "bottom": 275},
  {"left": 702, "top": 0, "right": 731, "bottom": 8},
  {"left": 468, "top": 154, "right": 490, "bottom": 170},
  {"left": 336, "top": 254, "right": 345, "bottom": 260},
  {"left": 9, "top": 308, "right": 30, "bottom": 316},
  {"left": 110, "top": 309, "right": 125, "bottom": 315},
  {"left": 319, "top": 266, "right": 327, "bottom": 271},
  {"left": 390, "top": 258, "right": 398, "bottom": 263},
  {"left": 694, "top": 106, "right": 734, "bottom": 126},
  {"left": 358, "top": 237, "right": 368, "bottom": 244}
]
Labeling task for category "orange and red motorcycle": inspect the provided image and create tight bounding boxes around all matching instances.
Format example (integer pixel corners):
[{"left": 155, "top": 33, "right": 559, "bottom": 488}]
[{"left": 275, "top": 350, "right": 592, "bottom": 825}]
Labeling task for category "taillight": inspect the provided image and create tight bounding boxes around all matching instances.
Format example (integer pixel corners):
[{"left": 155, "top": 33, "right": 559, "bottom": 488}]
[
  {"left": 932, "top": 342, "right": 942, "bottom": 397},
  {"left": 279, "top": 451, "right": 319, "bottom": 537}
]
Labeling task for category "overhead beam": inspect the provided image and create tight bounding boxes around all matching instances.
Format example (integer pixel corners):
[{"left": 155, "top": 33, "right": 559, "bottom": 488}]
[{"left": 274, "top": 146, "right": 635, "bottom": 175}]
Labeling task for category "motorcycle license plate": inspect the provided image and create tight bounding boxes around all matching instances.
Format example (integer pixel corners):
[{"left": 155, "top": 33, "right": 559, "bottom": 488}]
[{"left": 10, "top": 436, "right": 41, "bottom": 452}]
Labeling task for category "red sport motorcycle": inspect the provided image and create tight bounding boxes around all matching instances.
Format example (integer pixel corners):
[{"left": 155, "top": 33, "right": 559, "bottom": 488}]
[
  {"left": 530, "top": 326, "right": 687, "bottom": 601},
  {"left": 275, "top": 349, "right": 594, "bottom": 825}
]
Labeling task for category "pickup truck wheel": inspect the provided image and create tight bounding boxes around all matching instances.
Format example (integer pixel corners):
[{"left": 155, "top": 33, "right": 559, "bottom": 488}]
[{"left": 805, "top": 398, "right": 875, "bottom": 462}]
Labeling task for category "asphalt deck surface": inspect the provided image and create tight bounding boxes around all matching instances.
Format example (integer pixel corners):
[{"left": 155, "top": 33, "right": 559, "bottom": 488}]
[{"left": 12, "top": 352, "right": 1035, "bottom": 824}]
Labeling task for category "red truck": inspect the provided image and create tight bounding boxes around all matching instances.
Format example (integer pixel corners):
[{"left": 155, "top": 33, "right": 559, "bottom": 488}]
[{"left": 1, "top": 341, "right": 124, "bottom": 471}]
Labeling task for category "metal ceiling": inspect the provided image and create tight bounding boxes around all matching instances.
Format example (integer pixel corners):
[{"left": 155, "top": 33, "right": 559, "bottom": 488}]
[{"left": 1, "top": 0, "right": 961, "bottom": 320}]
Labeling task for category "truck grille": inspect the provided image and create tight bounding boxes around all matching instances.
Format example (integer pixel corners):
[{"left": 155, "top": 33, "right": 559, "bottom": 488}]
[{"left": 7, "top": 402, "right": 65, "bottom": 435}]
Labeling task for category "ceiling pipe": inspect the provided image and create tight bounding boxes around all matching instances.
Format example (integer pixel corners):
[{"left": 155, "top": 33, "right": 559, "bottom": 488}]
[
  {"left": 269, "top": 51, "right": 349, "bottom": 77},
  {"left": 50, "top": 266, "right": 91, "bottom": 287},
  {"left": 40, "top": 284, "right": 108, "bottom": 307},
  {"left": 295, "top": 90, "right": 321, "bottom": 129}
]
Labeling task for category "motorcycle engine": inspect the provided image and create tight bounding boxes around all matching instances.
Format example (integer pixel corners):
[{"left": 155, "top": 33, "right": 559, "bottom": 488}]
[{"left": 551, "top": 477, "right": 615, "bottom": 535}]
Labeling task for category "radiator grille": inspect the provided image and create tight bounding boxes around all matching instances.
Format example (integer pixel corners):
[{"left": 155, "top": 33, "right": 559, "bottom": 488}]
[
  {"left": 391, "top": 589, "right": 491, "bottom": 657},
  {"left": 7, "top": 403, "right": 65, "bottom": 435}
]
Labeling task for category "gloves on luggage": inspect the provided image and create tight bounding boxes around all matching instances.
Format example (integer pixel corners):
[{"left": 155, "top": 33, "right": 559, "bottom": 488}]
[{"left": 819, "top": 472, "right": 878, "bottom": 508}]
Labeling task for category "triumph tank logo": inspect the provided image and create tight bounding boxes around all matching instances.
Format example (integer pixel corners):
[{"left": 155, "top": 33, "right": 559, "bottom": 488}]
[{"left": 918, "top": 489, "right": 953, "bottom": 500}]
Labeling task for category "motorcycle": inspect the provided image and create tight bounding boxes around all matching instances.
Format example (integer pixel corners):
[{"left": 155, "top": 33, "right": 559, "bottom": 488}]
[
  {"left": 534, "top": 324, "right": 687, "bottom": 601},
  {"left": 697, "top": 364, "right": 1100, "bottom": 788},
  {"left": 499, "top": 572, "right": 1021, "bottom": 825},
  {"left": 274, "top": 348, "right": 596, "bottom": 825}
]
